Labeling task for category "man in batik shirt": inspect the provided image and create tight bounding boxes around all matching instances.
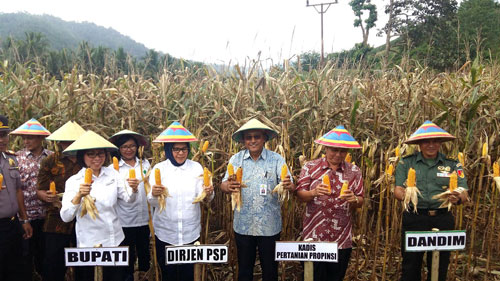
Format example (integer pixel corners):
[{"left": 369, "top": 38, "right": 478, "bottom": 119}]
[{"left": 296, "top": 125, "right": 364, "bottom": 281}]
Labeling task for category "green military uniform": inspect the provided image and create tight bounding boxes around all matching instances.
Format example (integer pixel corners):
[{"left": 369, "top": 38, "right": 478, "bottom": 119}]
[{"left": 395, "top": 152, "right": 468, "bottom": 209}]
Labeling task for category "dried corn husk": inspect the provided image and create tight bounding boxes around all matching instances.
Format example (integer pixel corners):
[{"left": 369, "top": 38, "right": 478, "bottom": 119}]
[
  {"left": 193, "top": 167, "right": 212, "bottom": 204},
  {"left": 403, "top": 168, "right": 421, "bottom": 213},
  {"left": 272, "top": 164, "right": 290, "bottom": 203},
  {"left": 432, "top": 171, "right": 458, "bottom": 210}
]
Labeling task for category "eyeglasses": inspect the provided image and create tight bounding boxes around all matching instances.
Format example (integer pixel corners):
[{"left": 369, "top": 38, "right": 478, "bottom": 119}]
[
  {"left": 85, "top": 151, "right": 106, "bottom": 159},
  {"left": 244, "top": 134, "right": 263, "bottom": 141},
  {"left": 172, "top": 147, "right": 189, "bottom": 153},
  {"left": 120, "top": 145, "right": 137, "bottom": 151}
]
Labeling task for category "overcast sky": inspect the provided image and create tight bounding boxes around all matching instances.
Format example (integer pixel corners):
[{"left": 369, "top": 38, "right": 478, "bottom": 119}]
[{"left": 2, "top": 0, "right": 390, "bottom": 64}]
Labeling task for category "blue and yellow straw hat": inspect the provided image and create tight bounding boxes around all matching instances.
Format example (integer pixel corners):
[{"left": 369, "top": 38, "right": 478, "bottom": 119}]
[
  {"left": 10, "top": 118, "right": 51, "bottom": 136},
  {"left": 314, "top": 125, "right": 361, "bottom": 149},
  {"left": 153, "top": 121, "right": 198, "bottom": 143},
  {"left": 405, "top": 121, "right": 455, "bottom": 144}
]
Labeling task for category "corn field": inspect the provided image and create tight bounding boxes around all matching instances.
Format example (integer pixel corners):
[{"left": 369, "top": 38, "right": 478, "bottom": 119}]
[{"left": 0, "top": 58, "right": 499, "bottom": 280}]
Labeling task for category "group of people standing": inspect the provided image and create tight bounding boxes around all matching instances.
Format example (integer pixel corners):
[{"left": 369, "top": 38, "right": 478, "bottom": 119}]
[{"left": 0, "top": 114, "right": 468, "bottom": 281}]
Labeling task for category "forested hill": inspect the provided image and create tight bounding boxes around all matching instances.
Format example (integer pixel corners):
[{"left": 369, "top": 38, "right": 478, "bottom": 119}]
[{"left": 0, "top": 12, "right": 149, "bottom": 57}]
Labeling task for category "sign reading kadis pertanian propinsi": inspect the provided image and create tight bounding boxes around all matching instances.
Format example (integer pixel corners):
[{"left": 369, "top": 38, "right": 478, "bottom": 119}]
[
  {"left": 405, "top": 230, "right": 466, "bottom": 252},
  {"left": 275, "top": 241, "right": 338, "bottom": 262},
  {"left": 65, "top": 247, "right": 129, "bottom": 266}
]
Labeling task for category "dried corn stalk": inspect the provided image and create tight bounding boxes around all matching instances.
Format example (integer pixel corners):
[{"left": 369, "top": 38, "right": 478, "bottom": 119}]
[{"left": 403, "top": 168, "right": 421, "bottom": 213}]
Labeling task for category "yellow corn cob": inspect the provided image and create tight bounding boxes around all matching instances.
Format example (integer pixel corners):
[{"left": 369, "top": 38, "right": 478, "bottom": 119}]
[
  {"left": 322, "top": 174, "right": 331, "bottom": 193},
  {"left": 458, "top": 152, "right": 465, "bottom": 166},
  {"left": 203, "top": 167, "right": 210, "bottom": 187},
  {"left": 407, "top": 168, "right": 416, "bottom": 187},
  {"left": 493, "top": 161, "right": 499, "bottom": 177},
  {"left": 280, "top": 164, "right": 288, "bottom": 181},
  {"left": 395, "top": 146, "right": 400, "bottom": 157},
  {"left": 50, "top": 181, "right": 56, "bottom": 194},
  {"left": 340, "top": 181, "right": 349, "bottom": 196},
  {"left": 236, "top": 167, "right": 243, "bottom": 183},
  {"left": 113, "top": 157, "right": 119, "bottom": 171},
  {"left": 84, "top": 168, "right": 93, "bottom": 184},
  {"left": 201, "top": 141, "right": 209, "bottom": 153},
  {"left": 129, "top": 169, "right": 136, "bottom": 179},
  {"left": 344, "top": 153, "right": 352, "bottom": 163},
  {"left": 386, "top": 164, "right": 394, "bottom": 176},
  {"left": 449, "top": 171, "right": 457, "bottom": 192},
  {"left": 155, "top": 168, "right": 161, "bottom": 185},
  {"left": 0, "top": 173, "right": 3, "bottom": 189},
  {"left": 321, "top": 154, "right": 325, "bottom": 158},
  {"left": 482, "top": 143, "right": 488, "bottom": 157},
  {"left": 227, "top": 163, "right": 234, "bottom": 176}
]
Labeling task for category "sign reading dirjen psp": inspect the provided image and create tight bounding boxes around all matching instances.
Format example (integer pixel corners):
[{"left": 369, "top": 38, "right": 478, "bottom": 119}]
[
  {"left": 166, "top": 245, "right": 228, "bottom": 264},
  {"left": 275, "top": 242, "right": 338, "bottom": 262}
]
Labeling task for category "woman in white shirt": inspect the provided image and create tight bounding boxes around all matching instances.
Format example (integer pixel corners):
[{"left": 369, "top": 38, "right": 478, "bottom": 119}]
[
  {"left": 109, "top": 130, "right": 151, "bottom": 281},
  {"left": 148, "top": 121, "right": 214, "bottom": 281},
  {"left": 60, "top": 130, "right": 139, "bottom": 281}
]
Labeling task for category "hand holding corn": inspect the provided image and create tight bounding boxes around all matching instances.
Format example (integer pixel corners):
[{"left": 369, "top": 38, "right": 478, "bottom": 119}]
[
  {"left": 403, "top": 168, "right": 422, "bottom": 213},
  {"left": 272, "top": 164, "right": 292, "bottom": 202},
  {"left": 126, "top": 178, "right": 140, "bottom": 193},
  {"left": 153, "top": 168, "right": 170, "bottom": 213},
  {"left": 193, "top": 167, "right": 213, "bottom": 203},
  {"left": 79, "top": 168, "right": 99, "bottom": 220}
]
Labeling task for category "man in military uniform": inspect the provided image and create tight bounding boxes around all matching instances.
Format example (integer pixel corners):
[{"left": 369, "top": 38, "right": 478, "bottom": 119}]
[
  {"left": 394, "top": 121, "right": 468, "bottom": 281},
  {"left": 0, "top": 115, "right": 33, "bottom": 280}
]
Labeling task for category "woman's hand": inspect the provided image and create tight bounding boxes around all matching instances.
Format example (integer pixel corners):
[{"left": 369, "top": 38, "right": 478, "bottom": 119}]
[
  {"left": 151, "top": 184, "right": 165, "bottom": 197},
  {"left": 78, "top": 183, "right": 91, "bottom": 197},
  {"left": 127, "top": 178, "right": 140, "bottom": 193}
]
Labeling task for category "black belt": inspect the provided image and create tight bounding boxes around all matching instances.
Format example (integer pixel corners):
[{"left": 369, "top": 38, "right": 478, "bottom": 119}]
[
  {"left": 417, "top": 208, "right": 449, "bottom": 216},
  {"left": 0, "top": 216, "right": 17, "bottom": 223}
]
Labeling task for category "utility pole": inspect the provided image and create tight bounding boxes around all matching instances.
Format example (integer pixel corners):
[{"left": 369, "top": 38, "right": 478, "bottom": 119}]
[{"left": 306, "top": 0, "right": 338, "bottom": 67}]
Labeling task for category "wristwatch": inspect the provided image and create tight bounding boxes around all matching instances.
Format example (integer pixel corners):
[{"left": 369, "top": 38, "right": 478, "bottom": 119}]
[{"left": 21, "top": 219, "right": 30, "bottom": 224}]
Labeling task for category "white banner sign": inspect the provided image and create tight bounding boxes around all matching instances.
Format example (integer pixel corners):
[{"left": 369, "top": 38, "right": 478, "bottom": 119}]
[
  {"left": 275, "top": 242, "right": 338, "bottom": 262},
  {"left": 166, "top": 245, "right": 228, "bottom": 264},
  {"left": 65, "top": 247, "right": 129, "bottom": 266},
  {"left": 405, "top": 231, "right": 466, "bottom": 252}
]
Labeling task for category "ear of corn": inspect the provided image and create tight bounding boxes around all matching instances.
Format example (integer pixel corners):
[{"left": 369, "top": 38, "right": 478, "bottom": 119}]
[
  {"left": 458, "top": 152, "right": 465, "bottom": 166},
  {"left": 482, "top": 143, "right": 488, "bottom": 157},
  {"left": 236, "top": 167, "right": 243, "bottom": 183},
  {"left": 84, "top": 168, "right": 93, "bottom": 184},
  {"left": 0, "top": 173, "right": 3, "bottom": 188},
  {"left": 227, "top": 163, "right": 234, "bottom": 176},
  {"left": 155, "top": 168, "right": 161, "bottom": 185},
  {"left": 386, "top": 164, "right": 394, "bottom": 176},
  {"left": 449, "top": 171, "right": 457, "bottom": 192},
  {"left": 201, "top": 141, "right": 209, "bottom": 153},
  {"left": 322, "top": 174, "right": 331, "bottom": 193},
  {"left": 113, "top": 156, "right": 119, "bottom": 171},
  {"left": 50, "top": 181, "right": 56, "bottom": 194},
  {"left": 493, "top": 161, "right": 499, "bottom": 177},
  {"left": 340, "top": 181, "right": 349, "bottom": 196},
  {"left": 345, "top": 153, "right": 352, "bottom": 163},
  {"left": 407, "top": 168, "right": 416, "bottom": 187},
  {"left": 280, "top": 164, "right": 288, "bottom": 181},
  {"left": 203, "top": 167, "right": 210, "bottom": 187},
  {"left": 395, "top": 146, "right": 400, "bottom": 157},
  {"left": 129, "top": 169, "right": 136, "bottom": 179}
]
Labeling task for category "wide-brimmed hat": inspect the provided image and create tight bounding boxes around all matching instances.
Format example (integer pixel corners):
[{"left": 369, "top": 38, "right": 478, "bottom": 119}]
[
  {"left": 46, "top": 121, "right": 85, "bottom": 142},
  {"left": 404, "top": 121, "right": 456, "bottom": 144},
  {"left": 109, "top": 129, "right": 148, "bottom": 147},
  {"left": 232, "top": 118, "right": 278, "bottom": 142},
  {"left": 0, "top": 115, "right": 11, "bottom": 132},
  {"left": 10, "top": 118, "right": 51, "bottom": 136},
  {"left": 63, "top": 130, "right": 117, "bottom": 155},
  {"left": 153, "top": 121, "right": 198, "bottom": 143},
  {"left": 314, "top": 125, "right": 361, "bottom": 149}
]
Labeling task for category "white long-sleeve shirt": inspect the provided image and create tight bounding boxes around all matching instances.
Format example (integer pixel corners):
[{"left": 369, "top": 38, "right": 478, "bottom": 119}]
[
  {"left": 60, "top": 166, "right": 137, "bottom": 247},
  {"left": 147, "top": 159, "right": 214, "bottom": 245},
  {"left": 108, "top": 157, "right": 151, "bottom": 227}
]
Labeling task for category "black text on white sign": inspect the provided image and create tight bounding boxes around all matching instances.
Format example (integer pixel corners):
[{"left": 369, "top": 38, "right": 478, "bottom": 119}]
[
  {"left": 405, "top": 231, "right": 466, "bottom": 252},
  {"left": 275, "top": 242, "right": 338, "bottom": 262},
  {"left": 65, "top": 247, "right": 129, "bottom": 266},
  {"left": 166, "top": 245, "right": 228, "bottom": 264}
]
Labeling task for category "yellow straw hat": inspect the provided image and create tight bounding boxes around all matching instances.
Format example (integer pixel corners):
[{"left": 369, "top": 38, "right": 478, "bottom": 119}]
[
  {"left": 63, "top": 130, "right": 117, "bottom": 155},
  {"left": 232, "top": 118, "right": 278, "bottom": 142},
  {"left": 46, "top": 121, "right": 86, "bottom": 142}
]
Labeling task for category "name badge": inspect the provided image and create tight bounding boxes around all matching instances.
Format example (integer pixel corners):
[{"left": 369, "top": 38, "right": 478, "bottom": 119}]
[
  {"left": 437, "top": 172, "right": 450, "bottom": 177},
  {"left": 260, "top": 184, "right": 267, "bottom": 196}
]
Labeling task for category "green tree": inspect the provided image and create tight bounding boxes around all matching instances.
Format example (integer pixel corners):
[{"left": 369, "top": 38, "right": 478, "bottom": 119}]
[{"left": 350, "top": 0, "right": 378, "bottom": 46}]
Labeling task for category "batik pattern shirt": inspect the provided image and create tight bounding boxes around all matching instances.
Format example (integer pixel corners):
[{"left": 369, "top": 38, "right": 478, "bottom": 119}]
[
  {"left": 296, "top": 157, "right": 363, "bottom": 249},
  {"left": 222, "top": 148, "right": 290, "bottom": 236},
  {"left": 16, "top": 148, "right": 53, "bottom": 220}
]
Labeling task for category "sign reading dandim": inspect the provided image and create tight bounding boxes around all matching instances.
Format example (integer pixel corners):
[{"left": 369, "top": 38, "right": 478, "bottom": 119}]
[
  {"left": 405, "top": 230, "right": 466, "bottom": 252},
  {"left": 166, "top": 245, "right": 228, "bottom": 264},
  {"left": 65, "top": 247, "right": 129, "bottom": 266},
  {"left": 275, "top": 242, "right": 338, "bottom": 262}
]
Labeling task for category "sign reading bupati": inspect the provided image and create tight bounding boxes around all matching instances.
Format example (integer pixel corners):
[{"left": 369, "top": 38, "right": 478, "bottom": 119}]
[
  {"left": 405, "top": 230, "right": 466, "bottom": 252},
  {"left": 275, "top": 242, "right": 338, "bottom": 262},
  {"left": 65, "top": 247, "right": 129, "bottom": 266},
  {"left": 166, "top": 245, "right": 228, "bottom": 264}
]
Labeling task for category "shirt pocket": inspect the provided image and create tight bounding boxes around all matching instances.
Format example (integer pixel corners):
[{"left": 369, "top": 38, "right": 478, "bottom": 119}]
[{"left": 9, "top": 167, "right": 20, "bottom": 179}]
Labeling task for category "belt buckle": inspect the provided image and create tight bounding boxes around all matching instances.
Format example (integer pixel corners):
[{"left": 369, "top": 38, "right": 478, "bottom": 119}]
[{"left": 428, "top": 210, "right": 437, "bottom": 216}]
